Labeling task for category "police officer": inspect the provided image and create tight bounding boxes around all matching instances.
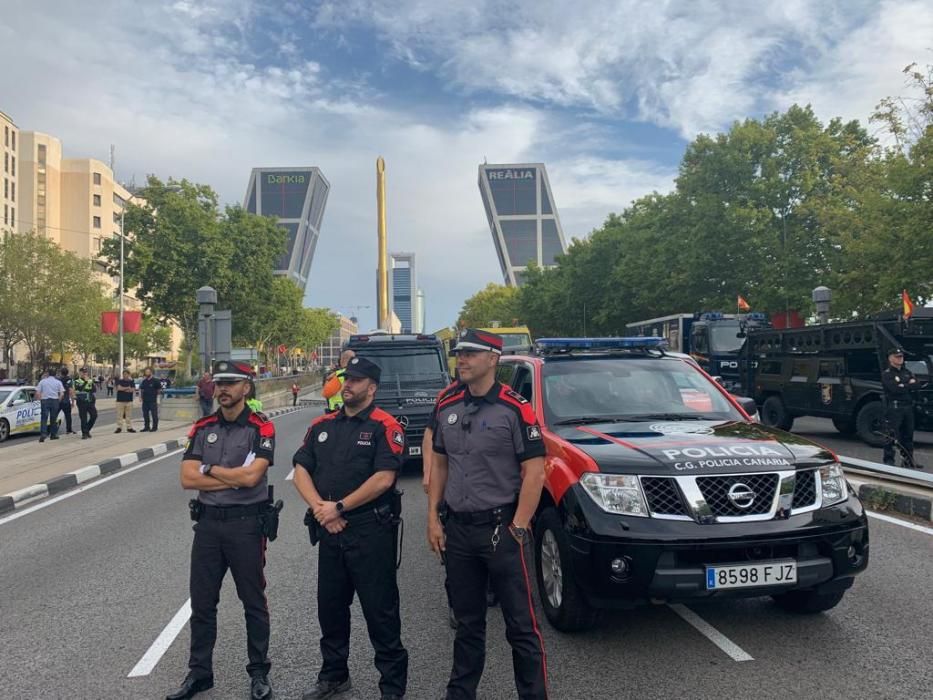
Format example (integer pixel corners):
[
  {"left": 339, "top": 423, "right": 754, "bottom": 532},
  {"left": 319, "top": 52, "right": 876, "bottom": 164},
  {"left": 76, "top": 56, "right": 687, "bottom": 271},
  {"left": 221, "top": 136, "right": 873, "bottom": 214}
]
[
  {"left": 58, "top": 367, "right": 76, "bottom": 435},
  {"left": 322, "top": 349, "right": 356, "bottom": 412},
  {"left": 139, "top": 367, "right": 161, "bottom": 432},
  {"left": 427, "top": 329, "right": 549, "bottom": 700},
  {"left": 293, "top": 356, "right": 408, "bottom": 700},
  {"left": 167, "top": 360, "right": 276, "bottom": 700},
  {"left": 74, "top": 367, "right": 98, "bottom": 439},
  {"left": 881, "top": 347, "right": 919, "bottom": 467}
]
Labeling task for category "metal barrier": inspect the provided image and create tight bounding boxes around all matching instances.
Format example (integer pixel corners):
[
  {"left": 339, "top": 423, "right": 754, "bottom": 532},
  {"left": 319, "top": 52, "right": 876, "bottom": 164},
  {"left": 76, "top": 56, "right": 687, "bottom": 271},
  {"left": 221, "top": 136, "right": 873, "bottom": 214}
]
[{"left": 838, "top": 455, "right": 933, "bottom": 490}]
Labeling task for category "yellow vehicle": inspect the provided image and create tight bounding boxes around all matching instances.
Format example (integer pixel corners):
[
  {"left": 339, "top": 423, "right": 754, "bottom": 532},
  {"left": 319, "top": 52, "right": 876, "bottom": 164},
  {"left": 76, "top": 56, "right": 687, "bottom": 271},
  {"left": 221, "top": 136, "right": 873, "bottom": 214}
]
[{"left": 434, "top": 325, "right": 534, "bottom": 376}]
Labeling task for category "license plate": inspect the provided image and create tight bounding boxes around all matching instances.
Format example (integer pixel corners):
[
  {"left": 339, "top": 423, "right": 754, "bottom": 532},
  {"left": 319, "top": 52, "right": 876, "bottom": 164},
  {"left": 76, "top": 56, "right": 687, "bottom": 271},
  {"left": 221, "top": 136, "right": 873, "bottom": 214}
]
[
  {"left": 706, "top": 561, "right": 797, "bottom": 590},
  {"left": 409, "top": 446, "right": 422, "bottom": 456}
]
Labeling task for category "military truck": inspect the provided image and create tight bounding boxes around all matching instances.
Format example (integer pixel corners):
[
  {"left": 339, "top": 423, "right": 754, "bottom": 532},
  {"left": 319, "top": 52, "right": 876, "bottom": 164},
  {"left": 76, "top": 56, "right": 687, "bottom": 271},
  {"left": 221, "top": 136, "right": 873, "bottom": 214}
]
[{"left": 739, "top": 309, "right": 933, "bottom": 445}]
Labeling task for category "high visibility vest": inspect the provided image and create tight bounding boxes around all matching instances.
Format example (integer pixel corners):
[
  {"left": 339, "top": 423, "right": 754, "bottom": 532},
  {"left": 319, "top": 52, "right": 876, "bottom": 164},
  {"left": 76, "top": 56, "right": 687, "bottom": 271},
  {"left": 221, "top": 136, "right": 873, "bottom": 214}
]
[{"left": 324, "top": 367, "right": 347, "bottom": 410}]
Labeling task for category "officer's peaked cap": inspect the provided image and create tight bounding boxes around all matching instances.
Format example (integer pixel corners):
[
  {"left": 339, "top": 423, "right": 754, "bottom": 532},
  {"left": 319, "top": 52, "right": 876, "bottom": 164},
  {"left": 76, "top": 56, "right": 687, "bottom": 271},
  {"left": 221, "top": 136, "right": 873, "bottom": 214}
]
[
  {"left": 888, "top": 347, "right": 905, "bottom": 356},
  {"left": 453, "top": 328, "right": 504, "bottom": 354},
  {"left": 212, "top": 360, "right": 253, "bottom": 380},
  {"left": 344, "top": 356, "right": 382, "bottom": 382}
]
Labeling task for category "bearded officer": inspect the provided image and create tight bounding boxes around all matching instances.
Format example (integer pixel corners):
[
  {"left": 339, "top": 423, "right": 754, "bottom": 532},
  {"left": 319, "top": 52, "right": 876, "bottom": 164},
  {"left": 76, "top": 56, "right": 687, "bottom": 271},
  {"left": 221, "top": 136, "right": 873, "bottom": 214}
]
[
  {"left": 167, "top": 360, "right": 276, "bottom": 700},
  {"left": 427, "top": 328, "right": 549, "bottom": 700},
  {"left": 293, "top": 356, "right": 408, "bottom": 700}
]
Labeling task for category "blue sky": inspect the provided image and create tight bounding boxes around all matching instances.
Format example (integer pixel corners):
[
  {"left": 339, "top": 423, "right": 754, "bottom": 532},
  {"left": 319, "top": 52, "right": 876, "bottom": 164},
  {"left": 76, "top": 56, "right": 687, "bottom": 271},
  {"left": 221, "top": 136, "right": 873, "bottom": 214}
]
[{"left": 2, "top": 0, "right": 931, "bottom": 331}]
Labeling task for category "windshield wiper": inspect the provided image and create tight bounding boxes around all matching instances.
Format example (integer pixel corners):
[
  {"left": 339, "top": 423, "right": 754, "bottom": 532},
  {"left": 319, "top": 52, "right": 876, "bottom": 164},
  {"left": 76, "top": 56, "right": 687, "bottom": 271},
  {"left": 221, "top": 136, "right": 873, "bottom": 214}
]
[
  {"left": 552, "top": 415, "right": 631, "bottom": 426},
  {"left": 622, "top": 413, "right": 723, "bottom": 422}
]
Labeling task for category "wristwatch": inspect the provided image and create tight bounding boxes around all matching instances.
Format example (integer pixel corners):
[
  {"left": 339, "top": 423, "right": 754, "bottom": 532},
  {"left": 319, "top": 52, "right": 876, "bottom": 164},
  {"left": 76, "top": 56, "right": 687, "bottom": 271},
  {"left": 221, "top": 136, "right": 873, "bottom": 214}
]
[
  {"left": 511, "top": 523, "right": 527, "bottom": 539},
  {"left": 336, "top": 500, "right": 345, "bottom": 513},
  {"left": 200, "top": 464, "right": 213, "bottom": 476}
]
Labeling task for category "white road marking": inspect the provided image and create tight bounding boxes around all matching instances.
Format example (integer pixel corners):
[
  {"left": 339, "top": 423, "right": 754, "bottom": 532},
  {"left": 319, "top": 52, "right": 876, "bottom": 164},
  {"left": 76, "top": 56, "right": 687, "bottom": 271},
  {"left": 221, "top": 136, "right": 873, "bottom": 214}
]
[
  {"left": 286, "top": 467, "right": 295, "bottom": 481},
  {"left": 867, "top": 510, "right": 933, "bottom": 536},
  {"left": 127, "top": 599, "right": 192, "bottom": 677},
  {"left": 669, "top": 604, "right": 754, "bottom": 662},
  {"left": 0, "top": 448, "right": 185, "bottom": 526}
]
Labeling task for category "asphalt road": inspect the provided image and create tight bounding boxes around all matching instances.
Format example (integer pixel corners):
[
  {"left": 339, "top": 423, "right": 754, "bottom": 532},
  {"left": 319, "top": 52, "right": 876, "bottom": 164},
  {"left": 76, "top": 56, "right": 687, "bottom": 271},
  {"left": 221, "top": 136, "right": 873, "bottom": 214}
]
[
  {"left": 0, "top": 406, "right": 118, "bottom": 449},
  {"left": 2, "top": 408, "right": 932, "bottom": 699},
  {"left": 791, "top": 415, "right": 933, "bottom": 467}
]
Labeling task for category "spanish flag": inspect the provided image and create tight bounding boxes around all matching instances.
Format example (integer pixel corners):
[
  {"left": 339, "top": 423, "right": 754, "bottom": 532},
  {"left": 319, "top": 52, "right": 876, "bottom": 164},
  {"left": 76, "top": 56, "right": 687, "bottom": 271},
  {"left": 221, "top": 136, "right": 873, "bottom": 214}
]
[
  {"left": 902, "top": 290, "right": 915, "bottom": 320},
  {"left": 737, "top": 295, "right": 751, "bottom": 312}
]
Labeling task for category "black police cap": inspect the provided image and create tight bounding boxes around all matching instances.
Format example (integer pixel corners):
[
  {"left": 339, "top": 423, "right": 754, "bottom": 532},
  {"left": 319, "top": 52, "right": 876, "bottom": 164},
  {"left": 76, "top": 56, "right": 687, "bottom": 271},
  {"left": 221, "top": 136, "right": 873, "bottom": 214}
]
[
  {"left": 212, "top": 360, "right": 253, "bottom": 380},
  {"left": 344, "top": 356, "right": 382, "bottom": 382},
  {"left": 888, "top": 347, "right": 905, "bottom": 356}
]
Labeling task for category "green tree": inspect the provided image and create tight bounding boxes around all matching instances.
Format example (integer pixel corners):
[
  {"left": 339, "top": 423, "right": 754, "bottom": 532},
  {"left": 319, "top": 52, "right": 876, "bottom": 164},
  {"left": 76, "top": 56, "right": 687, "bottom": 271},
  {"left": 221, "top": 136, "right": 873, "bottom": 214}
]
[{"left": 457, "top": 283, "right": 523, "bottom": 328}]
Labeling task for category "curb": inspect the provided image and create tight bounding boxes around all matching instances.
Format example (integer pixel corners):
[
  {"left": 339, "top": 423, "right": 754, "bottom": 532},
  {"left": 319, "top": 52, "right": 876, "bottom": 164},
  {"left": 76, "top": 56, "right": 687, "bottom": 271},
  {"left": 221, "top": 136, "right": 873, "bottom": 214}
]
[
  {"left": 858, "top": 483, "right": 933, "bottom": 522},
  {"left": 0, "top": 405, "right": 309, "bottom": 516}
]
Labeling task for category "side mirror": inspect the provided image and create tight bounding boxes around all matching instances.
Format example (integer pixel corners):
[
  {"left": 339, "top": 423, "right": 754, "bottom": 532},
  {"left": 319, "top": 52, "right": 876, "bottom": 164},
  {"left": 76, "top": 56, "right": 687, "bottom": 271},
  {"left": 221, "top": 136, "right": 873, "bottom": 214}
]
[
  {"left": 732, "top": 395, "right": 758, "bottom": 417},
  {"left": 712, "top": 376, "right": 724, "bottom": 385}
]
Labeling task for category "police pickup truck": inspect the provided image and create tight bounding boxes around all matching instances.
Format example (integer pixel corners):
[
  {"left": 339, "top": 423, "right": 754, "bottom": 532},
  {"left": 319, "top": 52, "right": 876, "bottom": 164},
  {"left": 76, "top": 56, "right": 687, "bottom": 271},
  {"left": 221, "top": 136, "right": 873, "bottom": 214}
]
[
  {"left": 0, "top": 385, "right": 41, "bottom": 442},
  {"left": 497, "top": 338, "right": 868, "bottom": 632}
]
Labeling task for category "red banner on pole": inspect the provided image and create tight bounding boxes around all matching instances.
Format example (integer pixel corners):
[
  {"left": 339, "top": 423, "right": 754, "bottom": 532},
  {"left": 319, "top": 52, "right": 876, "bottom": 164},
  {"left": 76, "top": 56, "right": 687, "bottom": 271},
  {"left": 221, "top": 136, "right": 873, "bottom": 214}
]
[
  {"left": 277, "top": 344, "right": 288, "bottom": 355},
  {"left": 101, "top": 310, "right": 143, "bottom": 335}
]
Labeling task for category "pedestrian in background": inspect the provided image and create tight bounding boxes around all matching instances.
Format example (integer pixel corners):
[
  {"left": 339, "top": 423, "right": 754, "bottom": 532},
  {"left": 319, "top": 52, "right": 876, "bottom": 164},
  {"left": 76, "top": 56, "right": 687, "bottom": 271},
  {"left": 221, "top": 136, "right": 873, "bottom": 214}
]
[
  {"left": 96, "top": 374, "right": 104, "bottom": 393},
  {"left": 115, "top": 370, "right": 136, "bottom": 433},
  {"left": 36, "top": 369, "right": 65, "bottom": 443},
  {"left": 292, "top": 381, "right": 300, "bottom": 406},
  {"left": 75, "top": 367, "right": 98, "bottom": 439},
  {"left": 58, "top": 367, "right": 76, "bottom": 435},
  {"left": 139, "top": 367, "right": 161, "bottom": 432},
  {"left": 881, "top": 347, "right": 920, "bottom": 466},
  {"left": 106, "top": 375, "right": 115, "bottom": 397},
  {"left": 197, "top": 371, "right": 215, "bottom": 417},
  {"left": 246, "top": 380, "right": 264, "bottom": 415}
]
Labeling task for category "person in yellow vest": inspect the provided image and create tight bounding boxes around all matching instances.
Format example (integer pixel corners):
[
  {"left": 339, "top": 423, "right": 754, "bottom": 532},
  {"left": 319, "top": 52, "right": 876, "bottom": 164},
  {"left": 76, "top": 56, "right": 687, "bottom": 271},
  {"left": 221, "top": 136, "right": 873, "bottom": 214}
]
[{"left": 322, "top": 350, "right": 355, "bottom": 412}]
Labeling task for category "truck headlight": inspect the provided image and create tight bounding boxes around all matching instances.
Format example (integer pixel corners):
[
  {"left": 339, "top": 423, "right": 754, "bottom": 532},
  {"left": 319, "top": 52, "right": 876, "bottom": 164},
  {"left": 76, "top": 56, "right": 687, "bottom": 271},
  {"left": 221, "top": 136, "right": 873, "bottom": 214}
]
[
  {"left": 820, "top": 463, "right": 848, "bottom": 506},
  {"left": 580, "top": 473, "right": 648, "bottom": 517}
]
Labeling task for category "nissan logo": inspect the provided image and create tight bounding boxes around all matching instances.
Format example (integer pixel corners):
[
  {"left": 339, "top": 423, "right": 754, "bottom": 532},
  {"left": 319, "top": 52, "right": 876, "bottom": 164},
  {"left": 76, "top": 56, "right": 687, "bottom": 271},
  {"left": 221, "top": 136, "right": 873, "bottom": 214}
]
[
  {"left": 727, "top": 482, "right": 756, "bottom": 509},
  {"left": 396, "top": 415, "right": 410, "bottom": 429}
]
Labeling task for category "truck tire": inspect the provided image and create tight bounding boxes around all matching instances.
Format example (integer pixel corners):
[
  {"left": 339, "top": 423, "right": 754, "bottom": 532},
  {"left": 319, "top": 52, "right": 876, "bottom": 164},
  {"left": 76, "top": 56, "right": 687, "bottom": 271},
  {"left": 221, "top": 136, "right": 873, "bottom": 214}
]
[
  {"left": 761, "top": 396, "right": 794, "bottom": 431},
  {"left": 831, "top": 417, "right": 856, "bottom": 435},
  {"left": 855, "top": 401, "right": 886, "bottom": 447},
  {"left": 534, "top": 508, "right": 597, "bottom": 632},
  {"left": 772, "top": 590, "right": 845, "bottom": 614}
]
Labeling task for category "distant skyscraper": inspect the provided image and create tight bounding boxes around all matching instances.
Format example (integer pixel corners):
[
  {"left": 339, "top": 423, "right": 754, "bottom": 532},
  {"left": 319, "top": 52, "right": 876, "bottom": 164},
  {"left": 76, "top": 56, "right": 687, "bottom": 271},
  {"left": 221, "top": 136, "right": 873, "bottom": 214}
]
[
  {"left": 478, "top": 162, "right": 568, "bottom": 286},
  {"left": 244, "top": 167, "right": 329, "bottom": 290},
  {"left": 389, "top": 252, "right": 416, "bottom": 333}
]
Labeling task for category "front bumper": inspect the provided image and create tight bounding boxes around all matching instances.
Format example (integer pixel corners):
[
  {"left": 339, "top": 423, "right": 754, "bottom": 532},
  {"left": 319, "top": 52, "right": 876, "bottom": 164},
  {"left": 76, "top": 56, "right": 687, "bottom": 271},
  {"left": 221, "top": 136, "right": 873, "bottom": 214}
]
[{"left": 560, "top": 486, "right": 869, "bottom": 608}]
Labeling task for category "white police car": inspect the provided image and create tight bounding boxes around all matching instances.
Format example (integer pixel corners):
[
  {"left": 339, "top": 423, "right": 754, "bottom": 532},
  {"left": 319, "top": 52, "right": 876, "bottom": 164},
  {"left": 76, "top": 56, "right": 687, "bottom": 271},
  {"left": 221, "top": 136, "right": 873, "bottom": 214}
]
[{"left": 0, "top": 385, "right": 41, "bottom": 442}]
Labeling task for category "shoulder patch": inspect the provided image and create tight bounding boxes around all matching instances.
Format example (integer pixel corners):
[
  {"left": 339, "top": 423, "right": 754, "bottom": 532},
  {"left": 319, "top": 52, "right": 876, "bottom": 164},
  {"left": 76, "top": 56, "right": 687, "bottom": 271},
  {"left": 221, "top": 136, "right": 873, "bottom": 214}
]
[
  {"left": 504, "top": 388, "right": 529, "bottom": 404},
  {"left": 188, "top": 414, "right": 218, "bottom": 438},
  {"left": 311, "top": 412, "right": 339, "bottom": 427},
  {"left": 248, "top": 412, "right": 275, "bottom": 437},
  {"left": 498, "top": 384, "right": 539, "bottom": 425}
]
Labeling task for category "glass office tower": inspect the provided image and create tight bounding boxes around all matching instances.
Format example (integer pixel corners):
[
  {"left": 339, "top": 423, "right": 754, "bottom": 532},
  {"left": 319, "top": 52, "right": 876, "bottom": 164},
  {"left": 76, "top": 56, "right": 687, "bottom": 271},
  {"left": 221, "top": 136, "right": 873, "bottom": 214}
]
[{"left": 478, "top": 163, "right": 568, "bottom": 286}]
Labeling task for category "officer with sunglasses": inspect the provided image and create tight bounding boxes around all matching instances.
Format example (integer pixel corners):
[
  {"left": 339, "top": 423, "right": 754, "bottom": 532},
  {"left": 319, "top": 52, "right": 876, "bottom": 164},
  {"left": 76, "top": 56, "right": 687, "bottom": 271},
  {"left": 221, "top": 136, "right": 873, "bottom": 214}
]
[{"left": 427, "top": 328, "right": 549, "bottom": 700}]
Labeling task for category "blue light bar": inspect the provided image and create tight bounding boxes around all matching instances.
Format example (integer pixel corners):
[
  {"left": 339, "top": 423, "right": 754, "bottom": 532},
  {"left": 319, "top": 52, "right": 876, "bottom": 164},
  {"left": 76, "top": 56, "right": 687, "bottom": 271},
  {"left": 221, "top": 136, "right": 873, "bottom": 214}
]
[
  {"left": 699, "top": 311, "right": 724, "bottom": 321},
  {"left": 536, "top": 337, "right": 669, "bottom": 352}
]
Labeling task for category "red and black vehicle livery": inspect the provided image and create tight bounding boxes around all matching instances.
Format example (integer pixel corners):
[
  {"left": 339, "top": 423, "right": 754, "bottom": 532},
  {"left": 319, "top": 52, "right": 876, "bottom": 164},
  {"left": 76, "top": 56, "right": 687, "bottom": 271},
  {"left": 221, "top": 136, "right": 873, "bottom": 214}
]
[{"left": 496, "top": 337, "right": 869, "bottom": 632}]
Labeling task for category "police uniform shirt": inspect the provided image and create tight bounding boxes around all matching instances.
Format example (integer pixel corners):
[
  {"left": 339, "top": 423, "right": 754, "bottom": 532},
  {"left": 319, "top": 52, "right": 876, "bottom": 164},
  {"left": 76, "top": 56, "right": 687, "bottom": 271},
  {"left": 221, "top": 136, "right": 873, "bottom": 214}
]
[
  {"left": 432, "top": 382, "right": 546, "bottom": 513},
  {"left": 882, "top": 366, "right": 917, "bottom": 403},
  {"left": 60, "top": 376, "right": 74, "bottom": 401},
  {"left": 183, "top": 407, "right": 275, "bottom": 506},
  {"left": 74, "top": 377, "right": 95, "bottom": 400},
  {"left": 292, "top": 403, "right": 405, "bottom": 509},
  {"left": 427, "top": 380, "right": 463, "bottom": 433},
  {"left": 139, "top": 376, "right": 161, "bottom": 402}
]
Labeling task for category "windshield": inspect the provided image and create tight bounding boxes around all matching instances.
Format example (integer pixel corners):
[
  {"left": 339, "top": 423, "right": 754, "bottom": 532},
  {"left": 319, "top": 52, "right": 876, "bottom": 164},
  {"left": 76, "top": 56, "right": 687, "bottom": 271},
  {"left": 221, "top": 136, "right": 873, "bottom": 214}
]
[
  {"left": 352, "top": 347, "right": 446, "bottom": 377},
  {"left": 542, "top": 357, "right": 743, "bottom": 426},
  {"left": 709, "top": 323, "right": 744, "bottom": 353},
  {"left": 0, "top": 390, "right": 12, "bottom": 404},
  {"left": 499, "top": 333, "right": 532, "bottom": 350}
]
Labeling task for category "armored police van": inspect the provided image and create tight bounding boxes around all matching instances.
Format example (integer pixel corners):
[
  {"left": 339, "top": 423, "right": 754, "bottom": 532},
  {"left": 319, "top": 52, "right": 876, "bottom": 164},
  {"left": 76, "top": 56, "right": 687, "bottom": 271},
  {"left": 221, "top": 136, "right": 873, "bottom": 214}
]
[
  {"left": 344, "top": 333, "right": 450, "bottom": 462},
  {"left": 739, "top": 309, "right": 933, "bottom": 445}
]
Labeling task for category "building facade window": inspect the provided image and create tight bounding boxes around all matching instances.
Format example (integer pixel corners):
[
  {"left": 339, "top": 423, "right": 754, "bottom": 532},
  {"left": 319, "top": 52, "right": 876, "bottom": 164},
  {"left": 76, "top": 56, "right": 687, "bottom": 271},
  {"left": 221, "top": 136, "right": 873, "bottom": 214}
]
[
  {"left": 93, "top": 194, "right": 101, "bottom": 206},
  {"left": 38, "top": 144, "right": 46, "bottom": 165},
  {"left": 10, "top": 207, "right": 13, "bottom": 226},
  {"left": 3, "top": 204, "right": 7, "bottom": 225},
  {"left": 3, "top": 126, "right": 7, "bottom": 147},
  {"left": 93, "top": 216, "right": 101, "bottom": 228},
  {"left": 3, "top": 152, "right": 6, "bottom": 173},
  {"left": 93, "top": 172, "right": 102, "bottom": 186},
  {"left": 3, "top": 178, "right": 6, "bottom": 198},
  {"left": 11, "top": 131, "right": 14, "bottom": 150},
  {"left": 10, "top": 182, "right": 13, "bottom": 202},
  {"left": 10, "top": 155, "right": 14, "bottom": 177}
]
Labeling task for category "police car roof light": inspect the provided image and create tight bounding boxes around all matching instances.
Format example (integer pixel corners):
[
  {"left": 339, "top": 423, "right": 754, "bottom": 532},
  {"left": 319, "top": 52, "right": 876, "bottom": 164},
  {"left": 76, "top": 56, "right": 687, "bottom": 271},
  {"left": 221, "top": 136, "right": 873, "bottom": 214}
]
[
  {"left": 535, "top": 337, "right": 668, "bottom": 354},
  {"left": 699, "top": 311, "right": 724, "bottom": 321},
  {"left": 746, "top": 312, "right": 768, "bottom": 322},
  {"left": 349, "top": 334, "right": 371, "bottom": 342}
]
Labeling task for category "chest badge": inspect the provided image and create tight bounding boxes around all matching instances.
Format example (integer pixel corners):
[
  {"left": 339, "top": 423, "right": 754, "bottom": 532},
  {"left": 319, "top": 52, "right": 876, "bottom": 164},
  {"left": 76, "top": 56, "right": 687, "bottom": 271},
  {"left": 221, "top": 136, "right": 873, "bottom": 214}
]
[
  {"left": 206, "top": 433, "right": 218, "bottom": 444},
  {"left": 318, "top": 431, "right": 329, "bottom": 443},
  {"left": 447, "top": 413, "right": 459, "bottom": 425}
]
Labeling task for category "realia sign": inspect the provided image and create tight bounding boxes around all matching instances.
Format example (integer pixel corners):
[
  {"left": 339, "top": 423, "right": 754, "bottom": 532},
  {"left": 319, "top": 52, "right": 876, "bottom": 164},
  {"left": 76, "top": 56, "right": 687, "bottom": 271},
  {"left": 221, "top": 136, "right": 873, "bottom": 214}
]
[{"left": 487, "top": 169, "right": 535, "bottom": 181}]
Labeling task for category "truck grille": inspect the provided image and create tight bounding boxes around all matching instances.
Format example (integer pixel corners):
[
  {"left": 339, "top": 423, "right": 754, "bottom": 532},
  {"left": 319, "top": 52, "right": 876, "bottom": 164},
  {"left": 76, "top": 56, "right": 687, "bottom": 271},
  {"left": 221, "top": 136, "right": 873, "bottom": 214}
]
[
  {"left": 696, "top": 473, "right": 779, "bottom": 517},
  {"left": 642, "top": 477, "right": 687, "bottom": 516},
  {"left": 791, "top": 469, "right": 817, "bottom": 509}
]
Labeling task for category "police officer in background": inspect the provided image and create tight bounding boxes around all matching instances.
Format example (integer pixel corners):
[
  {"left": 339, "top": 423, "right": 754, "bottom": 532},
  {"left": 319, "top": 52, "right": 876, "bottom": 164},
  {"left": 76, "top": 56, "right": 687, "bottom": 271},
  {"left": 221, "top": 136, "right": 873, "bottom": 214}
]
[
  {"left": 427, "top": 329, "right": 549, "bottom": 700},
  {"left": 322, "top": 349, "right": 356, "bottom": 413},
  {"left": 139, "top": 367, "right": 161, "bottom": 432},
  {"left": 58, "top": 367, "right": 76, "bottom": 435},
  {"left": 167, "top": 360, "right": 276, "bottom": 700},
  {"left": 74, "top": 367, "right": 98, "bottom": 439},
  {"left": 882, "top": 347, "right": 920, "bottom": 467},
  {"left": 293, "top": 356, "right": 408, "bottom": 700}
]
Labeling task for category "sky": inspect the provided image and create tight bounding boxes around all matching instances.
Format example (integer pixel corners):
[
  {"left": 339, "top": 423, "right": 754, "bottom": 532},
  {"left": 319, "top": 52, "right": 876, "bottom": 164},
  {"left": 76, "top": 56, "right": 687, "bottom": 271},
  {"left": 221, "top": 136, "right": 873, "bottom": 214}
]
[{"left": 1, "top": 0, "right": 931, "bottom": 331}]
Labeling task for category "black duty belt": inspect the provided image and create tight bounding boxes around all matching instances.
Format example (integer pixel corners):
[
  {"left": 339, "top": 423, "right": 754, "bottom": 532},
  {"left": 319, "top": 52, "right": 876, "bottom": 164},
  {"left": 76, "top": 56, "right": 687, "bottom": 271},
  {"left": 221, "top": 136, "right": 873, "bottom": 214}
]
[
  {"left": 447, "top": 502, "right": 517, "bottom": 525},
  {"left": 888, "top": 400, "right": 913, "bottom": 409},
  {"left": 201, "top": 503, "right": 266, "bottom": 519}
]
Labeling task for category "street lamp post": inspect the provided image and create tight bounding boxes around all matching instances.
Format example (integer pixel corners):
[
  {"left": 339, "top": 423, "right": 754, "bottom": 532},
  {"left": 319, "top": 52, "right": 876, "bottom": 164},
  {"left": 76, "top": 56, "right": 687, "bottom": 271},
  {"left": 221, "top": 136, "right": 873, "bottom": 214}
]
[{"left": 118, "top": 208, "right": 125, "bottom": 374}]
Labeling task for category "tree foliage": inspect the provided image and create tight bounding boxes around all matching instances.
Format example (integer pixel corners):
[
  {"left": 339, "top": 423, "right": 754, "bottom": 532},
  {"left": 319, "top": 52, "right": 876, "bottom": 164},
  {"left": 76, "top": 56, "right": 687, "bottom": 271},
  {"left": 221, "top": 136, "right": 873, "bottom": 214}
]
[{"left": 457, "top": 283, "right": 523, "bottom": 328}]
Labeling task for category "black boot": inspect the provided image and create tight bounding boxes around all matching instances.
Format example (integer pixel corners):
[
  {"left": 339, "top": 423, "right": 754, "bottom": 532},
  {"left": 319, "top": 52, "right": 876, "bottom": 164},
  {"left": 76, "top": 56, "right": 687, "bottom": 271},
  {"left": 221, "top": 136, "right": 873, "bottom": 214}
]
[
  {"left": 251, "top": 674, "right": 273, "bottom": 700},
  {"left": 165, "top": 674, "right": 213, "bottom": 700},
  {"left": 302, "top": 678, "right": 351, "bottom": 700}
]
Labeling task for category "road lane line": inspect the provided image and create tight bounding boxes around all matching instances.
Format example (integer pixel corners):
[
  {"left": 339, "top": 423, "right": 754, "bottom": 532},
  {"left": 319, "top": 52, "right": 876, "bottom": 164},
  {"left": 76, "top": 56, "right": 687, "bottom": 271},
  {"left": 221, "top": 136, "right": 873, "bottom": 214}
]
[
  {"left": 286, "top": 467, "right": 295, "bottom": 481},
  {"left": 867, "top": 511, "right": 933, "bottom": 536},
  {"left": 128, "top": 599, "right": 191, "bottom": 677},
  {"left": 669, "top": 604, "right": 754, "bottom": 662},
  {"left": 0, "top": 448, "right": 185, "bottom": 526}
]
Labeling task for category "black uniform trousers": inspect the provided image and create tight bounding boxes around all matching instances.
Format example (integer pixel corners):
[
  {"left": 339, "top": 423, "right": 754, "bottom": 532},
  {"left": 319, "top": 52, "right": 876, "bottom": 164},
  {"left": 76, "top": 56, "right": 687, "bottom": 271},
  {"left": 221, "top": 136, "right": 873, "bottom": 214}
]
[
  {"left": 189, "top": 512, "right": 270, "bottom": 679},
  {"left": 316, "top": 517, "right": 408, "bottom": 697},
  {"left": 444, "top": 514, "right": 549, "bottom": 700},
  {"left": 58, "top": 400, "right": 73, "bottom": 433},
  {"left": 142, "top": 399, "right": 159, "bottom": 430},
  {"left": 76, "top": 399, "right": 97, "bottom": 436},
  {"left": 883, "top": 404, "right": 915, "bottom": 465}
]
